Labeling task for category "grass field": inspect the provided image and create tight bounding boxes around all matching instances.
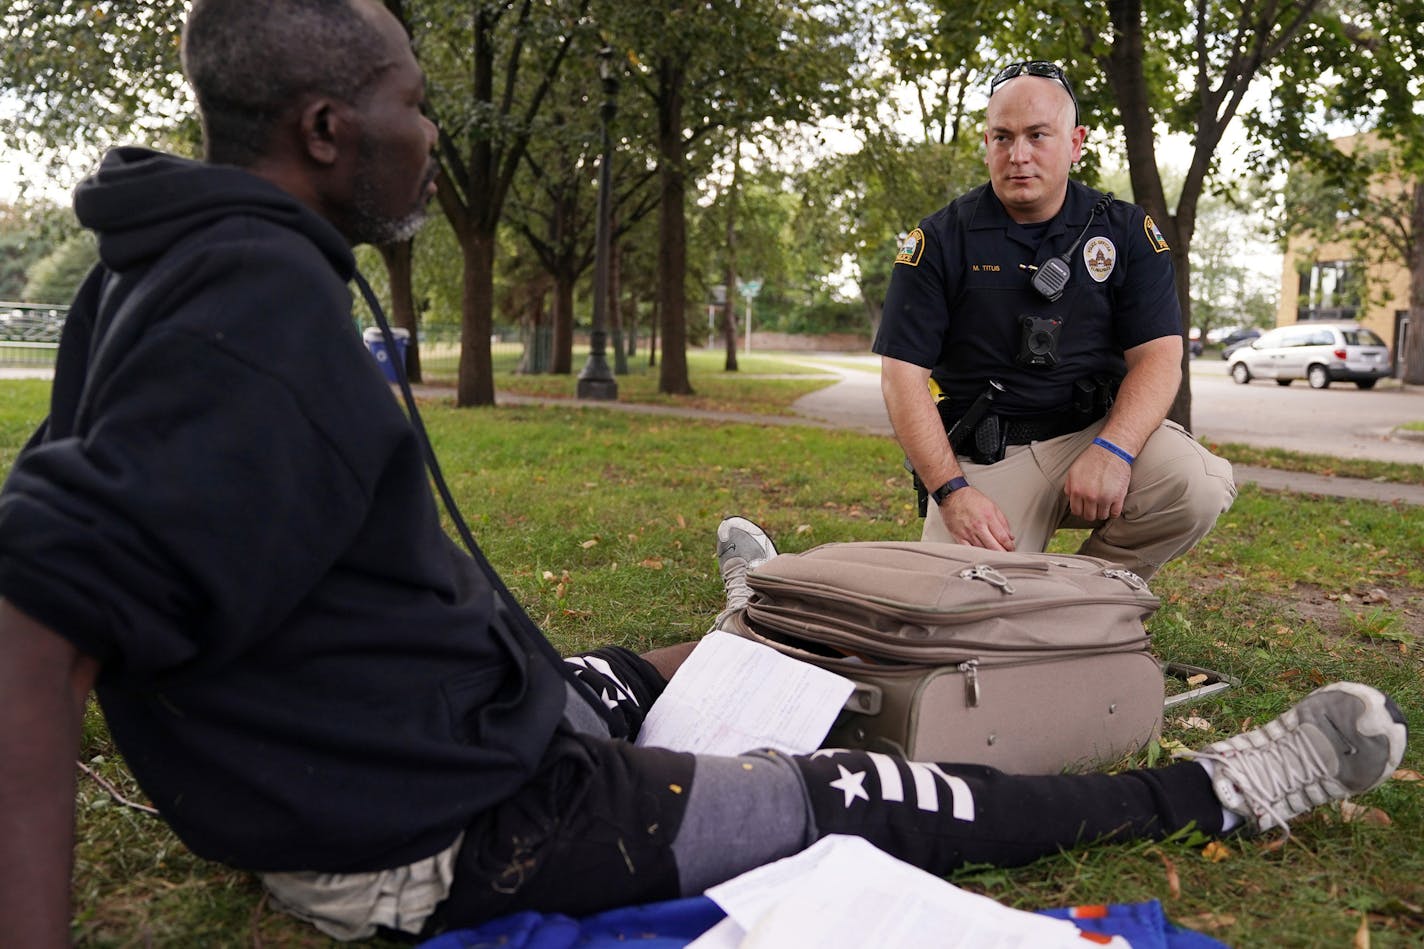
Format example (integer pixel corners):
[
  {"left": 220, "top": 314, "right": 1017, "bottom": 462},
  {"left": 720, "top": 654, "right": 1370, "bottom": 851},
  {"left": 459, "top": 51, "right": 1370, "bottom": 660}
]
[{"left": 1, "top": 371, "right": 1421, "bottom": 946}]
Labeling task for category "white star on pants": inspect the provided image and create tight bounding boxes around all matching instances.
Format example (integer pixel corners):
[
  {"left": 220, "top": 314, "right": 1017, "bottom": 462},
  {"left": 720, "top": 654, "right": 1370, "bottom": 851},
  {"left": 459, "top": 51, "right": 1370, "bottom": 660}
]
[{"left": 829, "top": 764, "right": 870, "bottom": 808}]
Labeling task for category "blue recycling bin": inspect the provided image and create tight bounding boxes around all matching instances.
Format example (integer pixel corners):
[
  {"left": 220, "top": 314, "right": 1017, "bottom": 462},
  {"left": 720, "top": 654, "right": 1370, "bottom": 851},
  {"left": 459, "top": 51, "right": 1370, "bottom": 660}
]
[{"left": 362, "top": 326, "right": 410, "bottom": 383}]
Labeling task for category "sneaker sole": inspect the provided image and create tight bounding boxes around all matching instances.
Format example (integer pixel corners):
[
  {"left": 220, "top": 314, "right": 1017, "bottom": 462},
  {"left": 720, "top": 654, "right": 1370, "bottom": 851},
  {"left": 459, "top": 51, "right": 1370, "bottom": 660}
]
[{"left": 1313, "top": 681, "right": 1409, "bottom": 792}]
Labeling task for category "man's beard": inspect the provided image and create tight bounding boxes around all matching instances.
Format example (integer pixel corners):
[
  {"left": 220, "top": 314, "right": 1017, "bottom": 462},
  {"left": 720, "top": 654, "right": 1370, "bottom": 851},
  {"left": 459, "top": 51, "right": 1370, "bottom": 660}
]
[{"left": 350, "top": 143, "right": 438, "bottom": 246}]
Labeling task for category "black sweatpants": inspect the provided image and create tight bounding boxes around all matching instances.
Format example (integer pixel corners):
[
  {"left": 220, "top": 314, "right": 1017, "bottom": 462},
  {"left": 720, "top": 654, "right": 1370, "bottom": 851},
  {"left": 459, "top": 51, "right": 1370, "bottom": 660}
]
[{"left": 436, "top": 647, "right": 1223, "bottom": 930}]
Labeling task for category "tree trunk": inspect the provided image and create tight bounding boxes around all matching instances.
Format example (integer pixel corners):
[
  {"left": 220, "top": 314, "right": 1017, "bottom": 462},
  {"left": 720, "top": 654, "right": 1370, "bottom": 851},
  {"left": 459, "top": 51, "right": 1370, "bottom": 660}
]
[
  {"left": 655, "top": 64, "right": 691, "bottom": 394},
  {"left": 550, "top": 270, "right": 575, "bottom": 375},
  {"left": 516, "top": 280, "right": 551, "bottom": 374},
  {"left": 545, "top": 188, "right": 576, "bottom": 375},
  {"left": 723, "top": 135, "right": 741, "bottom": 372},
  {"left": 626, "top": 290, "right": 639, "bottom": 357},
  {"left": 610, "top": 217, "right": 627, "bottom": 375},
  {"left": 649, "top": 294, "right": 659, "bottom": 367},
  {"left": 457, "top": 229, "right": 497, "bottom": 407},
  {"left": 722, "top": 277, "right": 739, "bottom": 370},
  {"left": 377, "top": 239, "right": 421, "bottom": 383},
  {"left": 1404, "top": 180, "right": 1424, "bottom": 385},
  {"left": 858, "top": 277, "right": 883, "bottom": 337},
  {"left": 1167, "top": 241, "right": 1193, "bottom": 430},
  {"left": 1102, "top": 0, "right": 1192, "bottom": 431}
]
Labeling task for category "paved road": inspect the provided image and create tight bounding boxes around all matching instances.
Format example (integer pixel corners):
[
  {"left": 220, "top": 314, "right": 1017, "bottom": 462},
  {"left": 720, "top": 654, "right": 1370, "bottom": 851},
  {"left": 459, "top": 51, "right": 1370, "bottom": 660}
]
[{"left": 1189, "top": 360, "right": 1424, "bottom": 465}]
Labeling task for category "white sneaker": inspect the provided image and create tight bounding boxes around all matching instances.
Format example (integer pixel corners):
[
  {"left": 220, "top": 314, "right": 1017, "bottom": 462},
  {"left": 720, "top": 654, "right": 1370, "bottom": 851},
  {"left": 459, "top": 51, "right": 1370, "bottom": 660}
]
[
  {"left": 712, "top": 516, "right": 777, "bottom": 629},
  {"left": 1177, "top": 682, "right": 1407, "bottom": 836}
]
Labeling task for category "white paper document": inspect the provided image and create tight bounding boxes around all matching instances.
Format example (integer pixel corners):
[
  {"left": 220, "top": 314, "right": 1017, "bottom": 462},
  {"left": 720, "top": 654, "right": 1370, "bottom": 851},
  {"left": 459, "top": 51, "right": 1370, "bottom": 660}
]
[
  {"left": 633, "top": 631, "right": 855, "bottom": 756},
  {"left": 692, "top": 835, "right": 1110, "bottom": 949}
]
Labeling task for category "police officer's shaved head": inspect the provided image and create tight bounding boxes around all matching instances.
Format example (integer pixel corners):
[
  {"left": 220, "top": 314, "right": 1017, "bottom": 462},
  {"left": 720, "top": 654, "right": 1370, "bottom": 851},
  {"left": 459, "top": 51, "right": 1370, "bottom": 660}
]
[{"left": 988, "top": 60, "right": 1080, "bottom": 128}]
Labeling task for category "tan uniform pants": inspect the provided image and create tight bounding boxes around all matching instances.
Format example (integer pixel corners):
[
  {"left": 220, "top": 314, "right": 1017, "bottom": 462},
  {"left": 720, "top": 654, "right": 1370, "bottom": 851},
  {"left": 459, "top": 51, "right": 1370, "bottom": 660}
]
[{"left": 921, "top": 419, "right": 1236, "bottom": 580}]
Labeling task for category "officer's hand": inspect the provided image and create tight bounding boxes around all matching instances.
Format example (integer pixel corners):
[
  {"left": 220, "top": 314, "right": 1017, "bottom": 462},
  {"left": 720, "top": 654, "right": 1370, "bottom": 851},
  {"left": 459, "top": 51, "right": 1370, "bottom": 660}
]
[
  {"left": 937, "top": 488, "right": 1016, "bottom": 551},
  {"left": 1064, "top": 447, "right": 1131, "bottom": 522}
]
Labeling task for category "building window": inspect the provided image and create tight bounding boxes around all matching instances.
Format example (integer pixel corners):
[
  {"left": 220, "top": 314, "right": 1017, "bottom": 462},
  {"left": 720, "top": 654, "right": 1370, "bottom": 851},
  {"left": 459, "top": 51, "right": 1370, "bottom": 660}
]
[{"left": 1297, "top": 260, "right": 1359, "bottom": 321}]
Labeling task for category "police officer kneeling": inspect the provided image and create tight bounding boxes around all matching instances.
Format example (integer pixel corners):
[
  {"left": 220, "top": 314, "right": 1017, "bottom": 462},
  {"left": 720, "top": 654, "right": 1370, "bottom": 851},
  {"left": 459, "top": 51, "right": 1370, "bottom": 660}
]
[{"left": 874, "top": 60, "right": 1235, "bottom": 581}]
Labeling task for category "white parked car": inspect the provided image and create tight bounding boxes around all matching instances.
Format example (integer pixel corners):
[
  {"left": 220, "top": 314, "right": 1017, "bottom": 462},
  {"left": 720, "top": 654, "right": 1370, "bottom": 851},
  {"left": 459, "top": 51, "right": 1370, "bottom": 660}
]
[{"left": 1228, "top": 322, "right": 1392, "bottom": 390}]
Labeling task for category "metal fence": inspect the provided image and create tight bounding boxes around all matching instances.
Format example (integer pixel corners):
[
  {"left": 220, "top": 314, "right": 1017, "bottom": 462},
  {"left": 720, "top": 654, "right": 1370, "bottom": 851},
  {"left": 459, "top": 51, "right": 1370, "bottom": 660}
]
[
  {"left": 0, "top": 302, "right": 67, "bottom": 367},
  {"left": 0, "top": 308, "right": 601, "bottom": 380}
]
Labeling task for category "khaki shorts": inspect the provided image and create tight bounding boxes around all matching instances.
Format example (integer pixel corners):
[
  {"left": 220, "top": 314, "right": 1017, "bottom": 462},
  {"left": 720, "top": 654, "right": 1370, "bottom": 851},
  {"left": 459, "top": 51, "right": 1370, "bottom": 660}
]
[{"left": 922, "top": 419, "right": 1236, "bottom": 580}]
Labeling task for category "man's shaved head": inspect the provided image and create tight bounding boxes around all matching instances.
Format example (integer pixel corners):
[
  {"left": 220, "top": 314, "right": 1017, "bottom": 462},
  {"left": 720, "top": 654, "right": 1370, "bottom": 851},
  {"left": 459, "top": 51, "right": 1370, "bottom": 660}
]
[{"left": 181, "top": 0, "right": 391, "bottom": 166}]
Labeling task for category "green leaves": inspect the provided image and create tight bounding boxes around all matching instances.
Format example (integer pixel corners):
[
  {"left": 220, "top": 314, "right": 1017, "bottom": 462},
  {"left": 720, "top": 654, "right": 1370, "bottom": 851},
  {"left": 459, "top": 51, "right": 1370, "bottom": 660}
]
[{"left": 0, "top": 0, "right": 193, "bottom": 166}]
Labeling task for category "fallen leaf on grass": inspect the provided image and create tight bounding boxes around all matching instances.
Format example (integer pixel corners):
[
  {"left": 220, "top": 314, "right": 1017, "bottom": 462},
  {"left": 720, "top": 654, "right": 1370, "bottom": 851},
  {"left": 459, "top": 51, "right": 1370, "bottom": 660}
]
[
  {"left": 1392, "top": 769, "right": 1424, "bottom": 782},
  {"left": 1156, "top": 850, "right": 1180, "bottom": 900},
  {"left": 1355, "top": 915, "right": 1370, "bottom": 948},
  {"left": 676, "top": 515, "right": 686, "bottom": 528},
  {"left": 1201, "top": 840, "right": 1232, "bottom": 863},
  {"left": 640, "top": 558, "right": 664, "bottom": 570},
  {"left": 1256, "top": 835, "right": 1289, "bottom": 854},
  {"left": 1157, "top": 738, "right": 1189, "bottom": 756},
  {"left": 580, "top": 538, "right": 599, "bottom": 549},
  {"left": 543, "top": 569, "right": 571, "bottom": 598},
  {"left": 1173, "top": 715, "right": 1212, "bottom": 731},
  {"left": 795, "top": 524, "right": 813, "bottom": 535},
  {"left": 1179, "top": 912, "right": 1236, "bottom": 932},
  {"left": 1337, "top": 801, "right": 1392, "bottom": 826},
  {"left": 1185, "top": 673, "right": 1209, "bottom": 687}
]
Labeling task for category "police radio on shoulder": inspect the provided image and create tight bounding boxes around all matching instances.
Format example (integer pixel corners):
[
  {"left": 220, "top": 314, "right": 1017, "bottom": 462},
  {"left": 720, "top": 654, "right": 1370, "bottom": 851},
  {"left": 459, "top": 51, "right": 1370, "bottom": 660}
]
[{"left": 1019, "top": 193, "right": 1114, "bottom": 303}]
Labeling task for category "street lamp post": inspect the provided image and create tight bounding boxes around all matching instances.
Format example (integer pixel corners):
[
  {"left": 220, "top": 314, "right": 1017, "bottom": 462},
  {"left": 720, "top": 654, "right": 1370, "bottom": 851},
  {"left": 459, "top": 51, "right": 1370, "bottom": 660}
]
[{"left": 577, "top": 46, "right": 619, "bottom": 400}]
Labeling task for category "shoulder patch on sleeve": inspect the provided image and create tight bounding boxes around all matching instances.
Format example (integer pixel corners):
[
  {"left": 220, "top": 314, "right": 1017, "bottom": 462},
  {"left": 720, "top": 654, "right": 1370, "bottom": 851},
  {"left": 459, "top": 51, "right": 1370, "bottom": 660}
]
[
  {"left": 895, "top": 228, "right": 925, "bottom": 267},
  {"left": 1143, "top": 215, "right": 1170, "bottom": 254}
]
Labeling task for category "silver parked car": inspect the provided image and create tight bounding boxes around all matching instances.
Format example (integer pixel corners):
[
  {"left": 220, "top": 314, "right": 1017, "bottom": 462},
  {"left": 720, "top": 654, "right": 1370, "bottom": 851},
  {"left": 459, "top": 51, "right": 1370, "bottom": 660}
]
[{"left": 1228, "top": 322, "right": 1392, "bottom": 390}]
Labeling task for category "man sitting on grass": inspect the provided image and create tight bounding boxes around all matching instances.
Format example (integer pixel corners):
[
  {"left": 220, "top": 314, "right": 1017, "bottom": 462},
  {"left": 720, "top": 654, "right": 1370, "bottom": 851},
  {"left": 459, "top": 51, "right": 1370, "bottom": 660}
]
[{"left": 0, "top": 0, "right": 1407, "bottom": 944}]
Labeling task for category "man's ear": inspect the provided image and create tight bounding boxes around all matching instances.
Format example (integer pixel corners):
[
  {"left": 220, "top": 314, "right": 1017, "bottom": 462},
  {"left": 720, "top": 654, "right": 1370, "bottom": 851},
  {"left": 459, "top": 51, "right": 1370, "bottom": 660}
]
[{"left": 297, "top": 96, "right": 352, "bottom": 167}]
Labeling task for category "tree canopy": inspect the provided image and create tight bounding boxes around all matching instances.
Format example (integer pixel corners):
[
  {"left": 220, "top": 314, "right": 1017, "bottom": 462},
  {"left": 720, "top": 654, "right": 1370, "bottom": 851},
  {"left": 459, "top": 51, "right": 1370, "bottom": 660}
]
[{"left": 3, "top": 0, "right": 1423, "bottom": 403}]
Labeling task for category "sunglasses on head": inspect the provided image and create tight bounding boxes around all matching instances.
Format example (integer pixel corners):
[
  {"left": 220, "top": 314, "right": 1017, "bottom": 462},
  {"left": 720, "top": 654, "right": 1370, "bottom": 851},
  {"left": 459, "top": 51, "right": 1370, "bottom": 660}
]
[{"left": 989, "top": 61, "right": 1080, "bottom": 126}]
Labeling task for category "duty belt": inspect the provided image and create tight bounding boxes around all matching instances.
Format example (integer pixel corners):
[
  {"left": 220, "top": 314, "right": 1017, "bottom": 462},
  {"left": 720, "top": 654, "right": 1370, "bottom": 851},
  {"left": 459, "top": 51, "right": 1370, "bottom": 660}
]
[
  {"left": 958, "top": 409, "right": 1091, "bottom": 465},
  {"left": 1001, "top": 412, "right": 1082, "bottom": 444}
]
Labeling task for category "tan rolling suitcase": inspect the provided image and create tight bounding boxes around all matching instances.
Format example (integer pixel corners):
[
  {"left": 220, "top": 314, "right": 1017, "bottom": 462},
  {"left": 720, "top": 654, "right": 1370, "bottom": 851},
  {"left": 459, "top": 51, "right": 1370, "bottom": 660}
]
[{"left": 724, "top": 541, "right": 1165, "bottom": 774}]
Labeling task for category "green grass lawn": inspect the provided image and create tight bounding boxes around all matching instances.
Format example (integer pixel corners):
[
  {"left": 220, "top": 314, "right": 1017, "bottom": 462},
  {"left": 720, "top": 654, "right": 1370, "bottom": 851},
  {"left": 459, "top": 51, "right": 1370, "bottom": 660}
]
[
  {"left": 1, "top": 375, "right": 1421, "bottom": 946},
  {"left": 420, "top": 346, "right": 842, "bottom": 415}
]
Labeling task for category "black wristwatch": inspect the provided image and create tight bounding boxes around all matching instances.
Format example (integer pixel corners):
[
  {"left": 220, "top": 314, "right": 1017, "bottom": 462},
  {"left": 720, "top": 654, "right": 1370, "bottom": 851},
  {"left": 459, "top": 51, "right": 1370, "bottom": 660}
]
[{"left": 931, "top": 476, "right": 970, "bottom": 505}]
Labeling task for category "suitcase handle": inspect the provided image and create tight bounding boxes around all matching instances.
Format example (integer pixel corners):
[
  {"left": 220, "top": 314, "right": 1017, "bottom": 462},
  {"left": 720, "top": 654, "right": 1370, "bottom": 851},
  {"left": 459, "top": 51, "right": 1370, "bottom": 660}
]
[{"left": 842, "top": 682, "right": 883, "bottom": 715}]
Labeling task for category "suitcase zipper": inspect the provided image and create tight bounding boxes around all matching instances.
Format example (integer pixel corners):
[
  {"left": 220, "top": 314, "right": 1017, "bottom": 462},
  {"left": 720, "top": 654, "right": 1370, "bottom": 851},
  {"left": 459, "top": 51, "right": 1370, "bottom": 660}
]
[
  {"left": 957, "top": 565, "right": 1016, "bottom": 594},
  {"left": 960, "top": 659, "right": 981, "bottom": 707},
  {"left": 1102, "top": 567, "right": 1149, "bottom": 591}
]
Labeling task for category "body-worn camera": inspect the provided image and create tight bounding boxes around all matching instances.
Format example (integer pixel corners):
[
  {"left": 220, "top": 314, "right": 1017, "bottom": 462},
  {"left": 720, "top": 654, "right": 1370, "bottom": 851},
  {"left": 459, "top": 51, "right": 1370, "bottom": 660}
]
[{"left": 1017, "top": 314, "right": 1062, "bottom": 369}]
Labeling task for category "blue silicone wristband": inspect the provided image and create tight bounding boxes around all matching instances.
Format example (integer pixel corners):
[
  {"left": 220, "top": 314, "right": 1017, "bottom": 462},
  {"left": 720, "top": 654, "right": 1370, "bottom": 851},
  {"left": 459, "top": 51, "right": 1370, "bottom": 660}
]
[{"left": 1092, "top": 436, "right": 1135, "bottom": 466}]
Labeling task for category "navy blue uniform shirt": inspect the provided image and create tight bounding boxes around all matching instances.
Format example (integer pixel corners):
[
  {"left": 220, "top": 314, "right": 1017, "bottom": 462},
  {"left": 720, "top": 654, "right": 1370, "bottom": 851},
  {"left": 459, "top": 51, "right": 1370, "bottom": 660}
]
[{"left": 873, "top": 180, "right": 1181, "bottom": 419}]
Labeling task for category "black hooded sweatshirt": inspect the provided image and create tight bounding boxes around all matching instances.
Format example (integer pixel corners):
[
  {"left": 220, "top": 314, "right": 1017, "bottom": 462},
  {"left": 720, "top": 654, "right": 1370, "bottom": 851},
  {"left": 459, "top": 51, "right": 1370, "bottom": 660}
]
[{"left": 0, "top": 148, "right": 565, "bottom": 872}]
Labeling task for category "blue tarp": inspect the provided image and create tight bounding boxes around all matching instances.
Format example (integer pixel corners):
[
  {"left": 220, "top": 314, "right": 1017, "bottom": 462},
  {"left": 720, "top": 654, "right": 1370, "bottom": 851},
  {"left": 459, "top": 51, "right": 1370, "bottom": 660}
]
[{"left": 418, "top": 896, "right": 1230, "bottom": 948}]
